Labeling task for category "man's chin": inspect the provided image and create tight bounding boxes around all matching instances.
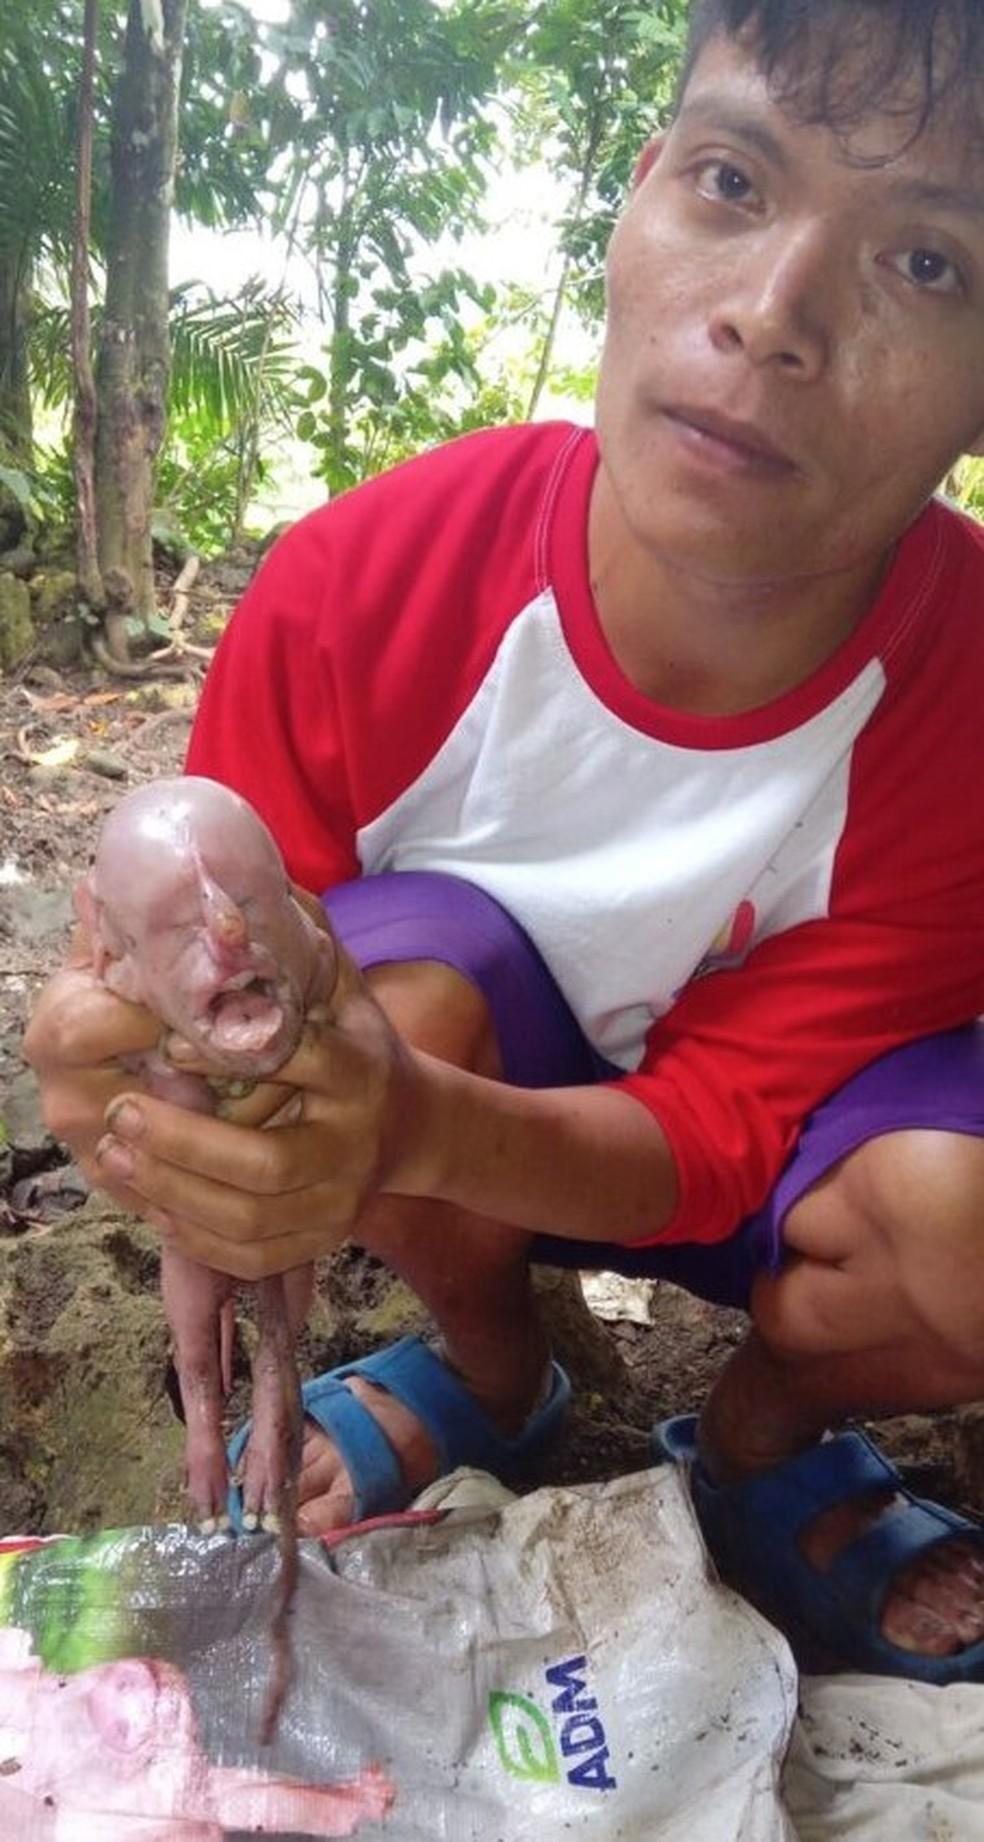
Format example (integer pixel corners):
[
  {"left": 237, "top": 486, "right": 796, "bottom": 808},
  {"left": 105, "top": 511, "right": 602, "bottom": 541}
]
[{"left": 630, "top": 519, "right": 812, "bottom": 593}]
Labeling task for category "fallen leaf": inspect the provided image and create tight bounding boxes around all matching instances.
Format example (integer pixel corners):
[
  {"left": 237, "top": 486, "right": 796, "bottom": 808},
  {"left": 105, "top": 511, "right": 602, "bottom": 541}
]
[
  {"left": 31, "top": 737, "right": 79, "bottom": 769},
  {"left": 21, "top": 691, "right": 77, "bottom": 713}
]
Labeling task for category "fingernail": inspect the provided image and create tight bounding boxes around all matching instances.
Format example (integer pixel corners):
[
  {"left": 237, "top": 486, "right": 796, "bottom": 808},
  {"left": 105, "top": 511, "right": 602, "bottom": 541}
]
[
  {"left": 165, "top": 1034, "right": 198, "bottom": 1066},
  {"left": 96, "top": 1134, "right": 135, "bottom": 1181},
  {"left": 105, "top": 1099, "right": 144, "bottom": 1139}
]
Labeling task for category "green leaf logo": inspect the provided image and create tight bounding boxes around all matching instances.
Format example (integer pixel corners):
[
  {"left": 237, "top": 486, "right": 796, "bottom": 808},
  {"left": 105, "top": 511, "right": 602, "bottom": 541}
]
[{"left": 489, "top": 1691, "right": 561, "bottom": 1783}]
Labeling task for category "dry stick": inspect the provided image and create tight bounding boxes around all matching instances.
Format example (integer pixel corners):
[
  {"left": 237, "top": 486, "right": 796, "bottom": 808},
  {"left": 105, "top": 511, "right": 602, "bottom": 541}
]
[
  {"left": 169, "top": 553, "right": 201, "bottom": 631},
  {"left": 253, "top": 1272, "right": 305, "bottom": 1747},
  {"left": 132, "top": 708, "right": 195, "bottom": 745},
  {"left": 142, "top": 557, "right": 216, "bottom": 663},
  {"left": 90, "top": 634, "right": 202, "bottom": 681},
  {"left": 89, "top": 556, "right": 213, "bottom": 678}
]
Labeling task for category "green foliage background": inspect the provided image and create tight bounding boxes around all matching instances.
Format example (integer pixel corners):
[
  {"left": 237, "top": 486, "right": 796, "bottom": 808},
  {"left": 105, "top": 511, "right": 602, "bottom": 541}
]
[{"left": 0, "top": 0, "right": 693, "bottom": 555}]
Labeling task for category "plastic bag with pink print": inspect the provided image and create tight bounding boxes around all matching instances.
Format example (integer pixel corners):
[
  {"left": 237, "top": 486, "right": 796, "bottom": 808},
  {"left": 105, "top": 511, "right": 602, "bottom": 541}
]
[{"left": 0, "top": 1467, "right": 796, "bottom": 1840}]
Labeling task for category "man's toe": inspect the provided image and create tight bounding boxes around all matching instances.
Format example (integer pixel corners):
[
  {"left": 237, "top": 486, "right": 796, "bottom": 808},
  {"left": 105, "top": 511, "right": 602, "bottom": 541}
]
[
  {"left": 882, "top": 1598, "right": 958, "bottom": 1655},
  {"left": 297, "top": 1479, "right": 357, "bottom": 1536}
]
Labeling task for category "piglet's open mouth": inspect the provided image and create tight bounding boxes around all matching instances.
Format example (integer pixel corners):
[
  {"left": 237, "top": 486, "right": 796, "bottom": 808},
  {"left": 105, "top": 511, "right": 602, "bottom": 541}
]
[{"left": 206, "top": 973, "right": 285, "bottom": 1055}]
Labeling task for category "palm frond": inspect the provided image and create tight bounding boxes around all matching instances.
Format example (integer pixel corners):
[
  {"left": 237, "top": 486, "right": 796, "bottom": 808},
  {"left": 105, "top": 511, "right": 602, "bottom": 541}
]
[
  {"left": 31, "top": 280, "right": 298, "bottom": 434},
  {"left": 168, "top": 280, "right": 298, "bottom": 433},
  {"left": 0, "top": 4, "right": 92, "bottom": 270}
]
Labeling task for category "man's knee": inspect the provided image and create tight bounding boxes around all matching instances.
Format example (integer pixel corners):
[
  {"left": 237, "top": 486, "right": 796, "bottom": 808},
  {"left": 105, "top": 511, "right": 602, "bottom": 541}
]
[
  {"left": 365, "top": 959, "right": 501, "bottom": 1077},
  {"left": 788, "top": 1128, "right": 984, "bottom": 1359}
]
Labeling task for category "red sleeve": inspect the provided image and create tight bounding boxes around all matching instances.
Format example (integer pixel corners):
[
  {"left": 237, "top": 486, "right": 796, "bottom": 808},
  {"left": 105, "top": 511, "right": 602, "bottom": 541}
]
[
  {"left": 186, "top": 515, "right": 359, "bottom": 893},
  {"left": 616, "top": 908, "right": 984, "bottom": 1245},
  {"left": 186, "top": 424, "right": 570, "bottom": 893},
  {"left": 615, "top": 521, "right": 984, "bottom": 1246}
]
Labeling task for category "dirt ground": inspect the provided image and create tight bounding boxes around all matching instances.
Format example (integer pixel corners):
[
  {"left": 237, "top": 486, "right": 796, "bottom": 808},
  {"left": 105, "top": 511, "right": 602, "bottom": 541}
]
[{"left": 1, "top": 561, "right": 983, "bottom": 1547}]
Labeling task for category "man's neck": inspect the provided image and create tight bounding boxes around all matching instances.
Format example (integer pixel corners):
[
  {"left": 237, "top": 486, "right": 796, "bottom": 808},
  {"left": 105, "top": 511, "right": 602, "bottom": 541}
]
[{"left": 587, "top": 468, "right": 893, "bottom": 718}]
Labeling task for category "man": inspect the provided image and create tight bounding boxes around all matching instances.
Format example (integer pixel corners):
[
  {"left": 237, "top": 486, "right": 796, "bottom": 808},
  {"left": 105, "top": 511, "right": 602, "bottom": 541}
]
[{"left": 26, "top": 0, "right": 984, "bottom": 1680}]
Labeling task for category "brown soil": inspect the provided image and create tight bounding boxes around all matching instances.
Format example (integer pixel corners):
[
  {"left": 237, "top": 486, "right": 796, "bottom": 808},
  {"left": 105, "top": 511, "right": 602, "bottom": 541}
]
[{"left": 1, "top": 566, "right": 983, "bottom": 1559}]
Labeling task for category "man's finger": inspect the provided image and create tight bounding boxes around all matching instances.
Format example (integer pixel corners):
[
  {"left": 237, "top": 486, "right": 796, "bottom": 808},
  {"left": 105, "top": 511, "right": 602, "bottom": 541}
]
[
  {"left": 42, "top": 1068, "right": 150, "bottom": 1153},
  {"left": 290, "top": 882, "right": 333, "bottom": 934},
  {"left": 159, "top": 1215, "right": 343, "bottom": 1282},
  {"left": 25, "top": 969, "right": 160, "bottom": 1070},
  {"left": 78, "top": 1150, "right": 166, "bottom": 1222},
  {"left": 98, "top": 1096, "right": 351, "bottom": 1213}
]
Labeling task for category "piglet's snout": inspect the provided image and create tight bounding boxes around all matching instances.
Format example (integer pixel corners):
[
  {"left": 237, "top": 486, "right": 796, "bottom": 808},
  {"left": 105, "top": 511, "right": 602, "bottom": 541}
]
[{"left": 199, "top": 876, "right": 251, "bottom": 967}]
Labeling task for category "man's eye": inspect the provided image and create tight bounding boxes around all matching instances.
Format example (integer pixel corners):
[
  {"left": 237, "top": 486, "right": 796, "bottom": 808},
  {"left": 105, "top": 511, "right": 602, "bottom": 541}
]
[
  {"left": 892, "top": 247, "right": 962, "bottom": 293},
  {"left": 695, "top": 160, "right": 756, "bottom": 206}
]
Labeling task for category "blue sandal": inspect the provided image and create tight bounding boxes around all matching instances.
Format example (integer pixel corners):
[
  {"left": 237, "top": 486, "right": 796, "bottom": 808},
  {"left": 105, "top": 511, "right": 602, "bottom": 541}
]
[
  {"left": 227, "top": 1334, "right": 570, "bottom": 1531},
  {"left": 655, "top": 1414, "right": 984, "bottom": 1683}
]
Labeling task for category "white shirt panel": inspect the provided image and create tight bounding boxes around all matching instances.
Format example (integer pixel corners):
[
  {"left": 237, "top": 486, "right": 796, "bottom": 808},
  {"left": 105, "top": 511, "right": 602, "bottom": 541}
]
[{"left": 357, "top": 592, "right": 886, "bottom": 1067}]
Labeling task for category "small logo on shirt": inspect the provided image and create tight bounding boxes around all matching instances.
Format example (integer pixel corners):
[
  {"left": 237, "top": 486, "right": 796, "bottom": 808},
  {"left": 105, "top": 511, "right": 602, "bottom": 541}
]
[{"left": 692, "top": 899, "right": 757, "bottom": 980}]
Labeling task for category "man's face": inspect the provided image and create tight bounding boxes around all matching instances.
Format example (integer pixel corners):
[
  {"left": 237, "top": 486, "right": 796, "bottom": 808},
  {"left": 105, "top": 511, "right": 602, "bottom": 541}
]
[{"left": 596, "top": 29, "right": 984, "bottom": 587}]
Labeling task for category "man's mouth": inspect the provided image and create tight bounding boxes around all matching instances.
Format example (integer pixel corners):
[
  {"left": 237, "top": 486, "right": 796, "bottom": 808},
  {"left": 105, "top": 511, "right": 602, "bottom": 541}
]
[{"left": 662, "top": 405, "right": 797, "bottom": 472}]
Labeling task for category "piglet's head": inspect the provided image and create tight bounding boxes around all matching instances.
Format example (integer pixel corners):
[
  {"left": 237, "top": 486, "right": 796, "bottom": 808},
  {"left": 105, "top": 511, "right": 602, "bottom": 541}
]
[{"left": 78, "top": 777, "right": 335, "bottom": 1078}]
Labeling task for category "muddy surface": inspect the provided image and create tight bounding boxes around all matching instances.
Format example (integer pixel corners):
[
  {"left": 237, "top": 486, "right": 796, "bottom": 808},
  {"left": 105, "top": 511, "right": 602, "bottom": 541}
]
[{"left": 1, "top": 567, "right": 983, "bottom": 1543}]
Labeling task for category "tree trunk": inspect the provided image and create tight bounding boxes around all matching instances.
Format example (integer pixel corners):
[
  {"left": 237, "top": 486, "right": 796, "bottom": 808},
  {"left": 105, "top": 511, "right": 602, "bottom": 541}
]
[
  {"left": 73, "top": 0, "right": 103, "bottom": 614},
  {"left": 94, "top": 0, "right": 187, "bottom": 659},
  {"left": 0, "top": 253, "right": 33, "bottom": 463}
]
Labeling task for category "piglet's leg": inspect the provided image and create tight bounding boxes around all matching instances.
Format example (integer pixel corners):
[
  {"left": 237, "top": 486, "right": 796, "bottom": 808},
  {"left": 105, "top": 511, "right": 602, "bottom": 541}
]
[
  {"left": 161, "top": 1247, "right": 235, "bottom": 1531},
  {"left": 240, "top": 1274, "right": 305, "bottom": 1531},
  {"left": 234, "top": 1262, "right": 312, "bottom": 1528},
  {"left": 244, "top": 1272, "right": 307, "bottom": 1745}
]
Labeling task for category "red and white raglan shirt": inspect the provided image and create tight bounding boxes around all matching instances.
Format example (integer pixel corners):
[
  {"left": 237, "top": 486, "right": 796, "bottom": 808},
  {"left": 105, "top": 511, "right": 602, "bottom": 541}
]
[{"left": 186, "top": 422, "right": 984, "bottom": 1248}]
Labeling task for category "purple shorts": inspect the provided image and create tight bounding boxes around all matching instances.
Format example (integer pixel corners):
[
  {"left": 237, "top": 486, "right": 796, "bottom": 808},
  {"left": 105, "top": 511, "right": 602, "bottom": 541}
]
[{"left": 324, "top": 872, "right": 984, "bottom": 1311}]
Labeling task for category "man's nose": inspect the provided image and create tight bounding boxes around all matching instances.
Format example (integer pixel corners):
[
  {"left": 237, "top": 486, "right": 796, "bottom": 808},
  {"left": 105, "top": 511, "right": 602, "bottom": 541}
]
[{"left": 709, "top": 222, "right": 834, "bottom": 378}]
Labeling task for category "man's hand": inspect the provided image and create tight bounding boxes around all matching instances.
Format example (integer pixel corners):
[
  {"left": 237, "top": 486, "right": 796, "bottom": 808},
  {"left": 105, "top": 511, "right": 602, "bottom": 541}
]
[
  {"left": 89, "top": 943, "right": 423, "bottom": 1280},
  {"left": 24, "top": 963, "right": 165, "bottom": 1218}
]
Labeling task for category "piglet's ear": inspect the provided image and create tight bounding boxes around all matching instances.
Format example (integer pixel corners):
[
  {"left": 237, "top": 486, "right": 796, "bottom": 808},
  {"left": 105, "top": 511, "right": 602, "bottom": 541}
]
[{"left": 73, "top": 877, "right": 110, "bottom": 977}]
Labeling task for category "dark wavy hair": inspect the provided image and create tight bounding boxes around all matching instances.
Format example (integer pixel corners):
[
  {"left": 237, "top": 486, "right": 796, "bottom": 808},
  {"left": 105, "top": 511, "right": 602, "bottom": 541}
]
[{"left": 678, "top": 1, "right": 984, "bottom": 148}]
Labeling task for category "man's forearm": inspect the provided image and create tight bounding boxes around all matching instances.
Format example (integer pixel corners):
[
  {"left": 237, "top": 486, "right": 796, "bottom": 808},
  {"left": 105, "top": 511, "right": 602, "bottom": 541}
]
[{"left": 390, "top": 1051, "right": 678, "bottom": 1243}]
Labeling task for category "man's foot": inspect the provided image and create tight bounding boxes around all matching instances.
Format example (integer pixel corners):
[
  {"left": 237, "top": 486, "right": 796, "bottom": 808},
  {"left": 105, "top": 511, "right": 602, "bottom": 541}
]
[
  {"left": 296, "top": 1376, "right": 440, "bottom": 1534},
  {"left": 226, "top": 1335, "right": 570, "bottom": 1536},
  {"left": 801, "top": 1492, "right": 984, "bottom": 1657},
  {"left": 656, "top": 1415, "right": 984, "bottom": 1682},
  {"left": 695, "top": 1395, "right": 984, "bottom": 1663},
  {"left": 295, "top": 1357, "right": 558, "bottom": 1533}
]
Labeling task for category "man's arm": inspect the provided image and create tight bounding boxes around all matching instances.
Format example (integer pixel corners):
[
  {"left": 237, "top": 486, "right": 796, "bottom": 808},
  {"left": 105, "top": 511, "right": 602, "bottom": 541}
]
[
  {"left": 88, "top": 899, "right": 984, "bottom": 1281},
  {"left": 87, "top": 938, "right": 677, "bottom": 1281},
  {"left": 398, "top": 1050, "right": 678, "bottom": 1240}
]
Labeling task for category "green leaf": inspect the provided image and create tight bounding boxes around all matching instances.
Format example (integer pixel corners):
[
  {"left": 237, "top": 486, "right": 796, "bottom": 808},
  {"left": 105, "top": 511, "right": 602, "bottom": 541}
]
[
  {"left": 0, "top": 465, "right": 34, "bottom": 510},
  {"left": 295, "top": 365, "right": 328, "bottom": 406},
  {"left": 488, "top": 1692, "right": 561, "bottom": 1784}
]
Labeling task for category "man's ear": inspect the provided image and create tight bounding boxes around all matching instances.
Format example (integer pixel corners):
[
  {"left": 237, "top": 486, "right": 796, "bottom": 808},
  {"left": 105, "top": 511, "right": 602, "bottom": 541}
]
[{"left": 631, "top": 136, "right": 666, "bottom": 191}]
